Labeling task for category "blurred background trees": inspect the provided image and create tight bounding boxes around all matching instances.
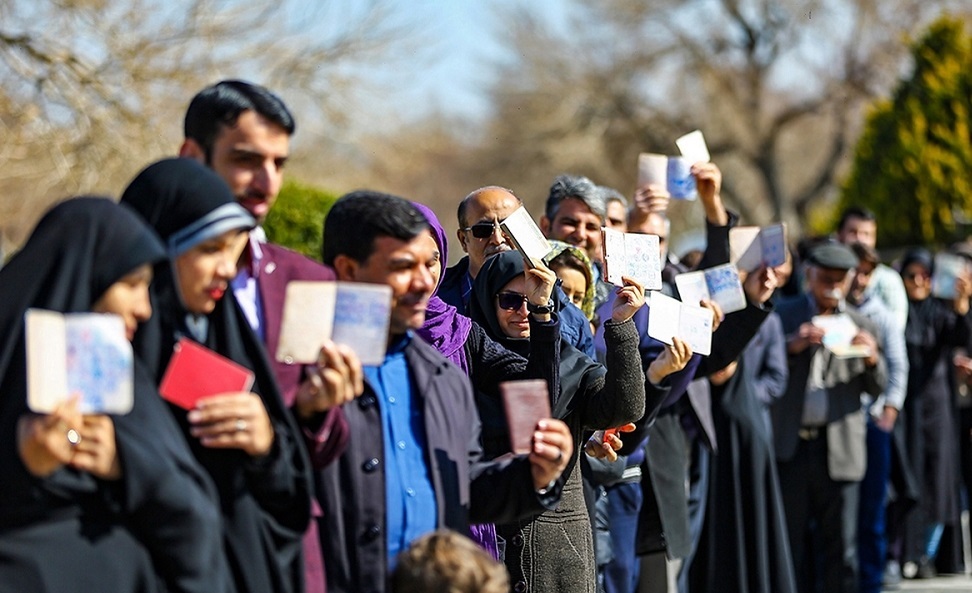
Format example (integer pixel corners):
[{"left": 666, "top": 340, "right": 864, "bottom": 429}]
[
  {"left": 838, "top": 16, "right": 972, "bottom": 248},
  {"left": 0, "top": 0, "right": 407, "bottom": 248},
  {"left": 1, "top": 0, "right": 970, "bottom": 260}
]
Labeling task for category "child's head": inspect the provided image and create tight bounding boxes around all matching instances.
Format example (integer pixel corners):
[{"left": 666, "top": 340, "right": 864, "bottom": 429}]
[{"left": 390, "top": 530, "right": 509, "bottom": 593}]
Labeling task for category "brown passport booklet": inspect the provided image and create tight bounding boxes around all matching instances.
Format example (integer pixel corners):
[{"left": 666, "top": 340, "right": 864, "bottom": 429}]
[{"left": 501, "top": 379, "right": 551, "bottom": 455}]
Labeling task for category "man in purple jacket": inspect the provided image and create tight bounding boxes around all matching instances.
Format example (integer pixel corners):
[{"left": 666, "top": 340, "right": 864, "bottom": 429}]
[{"left": 180, "top": 80, "right": 362, "bottom": 593}]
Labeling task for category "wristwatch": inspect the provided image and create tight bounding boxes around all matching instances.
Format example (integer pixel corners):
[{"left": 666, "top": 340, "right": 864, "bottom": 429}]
[
  {"left": 536, "top": 479, "right": 558, "bottom": 496},
  {"left": 527, "top": 299, "right": 555, "bottom": 315}
]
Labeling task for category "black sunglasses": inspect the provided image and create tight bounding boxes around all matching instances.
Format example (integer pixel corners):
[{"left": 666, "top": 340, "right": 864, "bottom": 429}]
[
  {"left": 496, "top": 291, "right": 529, "bottom": 311},
  {"left": 462, "top": 219, "right": 506, "bottom": 239}
]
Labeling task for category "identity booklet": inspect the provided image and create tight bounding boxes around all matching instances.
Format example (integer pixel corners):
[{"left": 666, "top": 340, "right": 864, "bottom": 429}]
[
  {"left": 647, "top": 292, "right": 713, "bottom": 356},
  {"left": 601, "top": 227, "right": 662, "bottom": 291},
  {"left": 26, "top": 309, "right": 134, "bottom": 414},
  {"left": 674, "top": 263, "right": 747, "bottom": 314},
  {"left": 276, "top": 281, "right": 393, "bottom": 367}
]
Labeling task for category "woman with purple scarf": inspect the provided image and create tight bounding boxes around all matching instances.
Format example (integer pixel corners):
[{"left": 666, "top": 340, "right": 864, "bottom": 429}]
[{"left": 412, "top": 202, "right": 562, "bottom": 560}]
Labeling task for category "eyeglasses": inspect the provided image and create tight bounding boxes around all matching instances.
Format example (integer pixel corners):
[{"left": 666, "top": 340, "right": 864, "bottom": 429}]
[
  {"left": 462, "top": 219, "right": 506, "bottom": 239},
  {"left": 496, "top": 291, "right": 529, "bottom": 311}
]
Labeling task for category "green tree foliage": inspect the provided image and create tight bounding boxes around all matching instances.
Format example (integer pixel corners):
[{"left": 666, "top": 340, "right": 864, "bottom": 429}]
[
  {"left": 263, "top": 179, "right": 339, "bottom": 260},
  {"left": 838, "top": 16, "right": 972, "bottom": 247}
]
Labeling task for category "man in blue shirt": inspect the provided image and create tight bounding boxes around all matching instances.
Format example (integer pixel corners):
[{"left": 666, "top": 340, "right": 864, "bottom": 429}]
[{"left": 318, "top": 191, "right": 573, "bottom": 593}]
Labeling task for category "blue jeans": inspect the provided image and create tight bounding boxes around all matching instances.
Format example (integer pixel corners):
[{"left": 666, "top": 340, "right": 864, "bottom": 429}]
[
  {"left": 604, "top": 481, "right": 643, "bottom": 593},
  {"left": 858, "top": 419, "right": 891, "bottom": 593}
]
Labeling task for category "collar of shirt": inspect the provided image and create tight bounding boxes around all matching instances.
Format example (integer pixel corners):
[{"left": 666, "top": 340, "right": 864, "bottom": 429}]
[
  {"left": 385, "top": 331, "right": 412, "bottom": 359},
  {"left": 243, "top": 232, "right": 265, "bottom": 277}
]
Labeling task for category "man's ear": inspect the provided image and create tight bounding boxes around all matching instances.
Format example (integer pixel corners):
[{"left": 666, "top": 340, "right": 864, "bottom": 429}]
[
  {"left": 457, "top": 228, "right": 469, "bottom": 254},
  {"left": 179, "top": 138, "right": 206, "bottom": 163},
  {"left": 332, "top": 255, "right": 358, "bottom": 281},
  {"left": 539, "top": 216, "right": 551, "bottom": 238}
]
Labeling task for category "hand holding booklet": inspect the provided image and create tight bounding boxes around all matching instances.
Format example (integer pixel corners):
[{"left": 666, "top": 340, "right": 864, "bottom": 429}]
[
  {"left": 500, "top": 206, "right": 552, "bottom": 268},
  {"left": 647, "top": 292, "right": 713, "bottom": 356},
  {"left": 26, "top": 309, "right": 134, "bottom": 414},
  {"left": 276, "top": 281, "right": 393, "bottom": 367},
  {"left": 931, "top": 253, "right": 970, "bottom": 299},
  {"left": 637, "top": 154, "right": 697, "bottom": 200},
  {"left": 675, "top": 263, "right": 747, "bottom": 314},
  {"left": 636, "top": 130, "right": 712, "bottom": 201},
  {"left": 812, "top": 314, "right": 870, "bottom": 358},
  {"left": 601, "top": 227, "right": 662, "bottom": 290},
  {"left": 501, "top": 379, "right": 551, "bottom": 455},
  {"left": 729, "top": 223, "right": 787, "bottom": 272}
]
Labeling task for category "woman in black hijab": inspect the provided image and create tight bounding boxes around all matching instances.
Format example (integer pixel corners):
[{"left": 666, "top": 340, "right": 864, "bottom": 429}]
[
  {"left": 891, "top": 248, "right": 971, "bottom": 577},
  {"left": 121, "top": 158, "right": 313, "bottom": 593},
  {"left": 0, "top": 197, "right": 230, "bottom": 593},
  {"left": 469, "top": 250, "right": 653, "bottom": 593}
]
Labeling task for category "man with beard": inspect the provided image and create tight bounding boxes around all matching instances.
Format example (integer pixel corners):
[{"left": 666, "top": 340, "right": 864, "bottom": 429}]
[{"left": 180, "top": 80, "right": 362, "bottom": 593}]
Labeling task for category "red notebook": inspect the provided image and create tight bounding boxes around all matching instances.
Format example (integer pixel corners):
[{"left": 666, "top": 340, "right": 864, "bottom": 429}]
[{"left": 158, "top": 338, "right": 255, "bottom": 409}]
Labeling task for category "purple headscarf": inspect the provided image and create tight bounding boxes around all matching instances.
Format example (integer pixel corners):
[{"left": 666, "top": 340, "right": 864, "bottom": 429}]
[
  {"left": 412, "top": 202, "right": 472, "bottom": 374},
  {"left": 412, "top": 202, "right": 499, "bottom": 560}
]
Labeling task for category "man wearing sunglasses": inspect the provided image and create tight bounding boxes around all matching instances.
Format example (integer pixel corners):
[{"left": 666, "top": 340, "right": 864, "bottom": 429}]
[{"left": 439, "top": 185, "right": 597, "bottom": 358}]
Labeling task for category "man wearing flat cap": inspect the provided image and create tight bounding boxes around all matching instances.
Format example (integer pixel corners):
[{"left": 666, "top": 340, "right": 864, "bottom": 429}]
[{"left": 772, "top": 241, "right": 888, "bottom": 593}]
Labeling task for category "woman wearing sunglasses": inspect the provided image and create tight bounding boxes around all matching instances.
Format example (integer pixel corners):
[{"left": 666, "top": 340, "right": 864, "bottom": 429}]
[
  {"left": 412, "top": 203, "right": 574, "bottom": 560},
  {"left": 468, "top": 249, "right": 681, "bottom": 593},
  {"left": 0, "top": 198, "right": 229, "bottom": 593}
]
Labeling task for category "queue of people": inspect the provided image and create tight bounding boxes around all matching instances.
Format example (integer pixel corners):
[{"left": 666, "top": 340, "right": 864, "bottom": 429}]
[{"left": 1, "top": 79, "right": 970, "bottom": 593}]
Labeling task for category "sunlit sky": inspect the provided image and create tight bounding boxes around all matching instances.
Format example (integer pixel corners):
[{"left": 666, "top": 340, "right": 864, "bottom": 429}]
[{"left": 365, "top": 0, "right": 571, "bottom": 121}]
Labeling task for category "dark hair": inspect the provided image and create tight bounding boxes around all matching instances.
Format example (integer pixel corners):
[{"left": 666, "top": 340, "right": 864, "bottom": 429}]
[
  {"left": 837, "top": 206, "right": 876, "bottom": 233},
  {"left": 184, "top": 80, "right": 296, "bottom": 161},
  {"left": 548, "top": 250, "right": 592, "bottom": 288},
  {"left": 322, "top": 190, "right": 429, "bottom": 265},
  {"left": 849, "top": 242, "right": 879, "bottom": 267}
]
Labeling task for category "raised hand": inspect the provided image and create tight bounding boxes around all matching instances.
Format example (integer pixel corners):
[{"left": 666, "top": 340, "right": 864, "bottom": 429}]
[
  {"left": 69, "top": 415, "right": 121, "bottom": 480},
  {"left": 584, "top": 423, "right": 636, "bottom": 462},
  {"left": 611, "top": 276, "right": 647, "bottom": 323},
  {"left": 741, "top": 265, "right": 779, "bottom": 305},
  {"left": 699, "top": 299, "right": 725, "bottom": 333},
  {"left": 524, "top": 262, "right": 557, "bottom": 308},
  {"left": 646, "top": 337, "right": 693, "bottom": 384},
  {"left": 17, "top": 398, "right": 83, "bottom": 477},
  {"left": 529, "top": 418, "right": 573, "bottom": 491},
  {"left": 295, "top": 340, "right": 365, "bottom": 419}
]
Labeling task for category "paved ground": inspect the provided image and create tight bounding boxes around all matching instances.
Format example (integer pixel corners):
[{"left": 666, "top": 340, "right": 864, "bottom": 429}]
[{"left": 893, "top": 574, "right": 972, "bottom": 591}]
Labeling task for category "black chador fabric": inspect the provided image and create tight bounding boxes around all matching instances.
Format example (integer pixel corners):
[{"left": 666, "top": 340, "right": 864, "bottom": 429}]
[
  {"left": 122, "top": 159, "right": 313, "bottom": 593},
  {"left": 690, "top": 358, "right": 797, "bottom": 593},
  {"left": 0, "top": 197, "right": 230, "bottom": 593},
  {"left": 469, "top": 250, "right": 598, "bottom": 422},
  {"left": 469, "top": 250, "right": 646, "bottom": 593}
]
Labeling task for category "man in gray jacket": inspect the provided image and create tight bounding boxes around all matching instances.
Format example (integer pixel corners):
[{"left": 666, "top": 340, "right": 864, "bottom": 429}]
[
  {"left": 317, "top": 191, "right": 573, "bottom": 593},
  {"left": 774, "top": 242, "right": 888, "bottom": 593}
]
